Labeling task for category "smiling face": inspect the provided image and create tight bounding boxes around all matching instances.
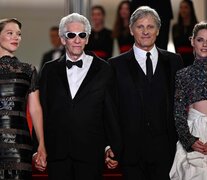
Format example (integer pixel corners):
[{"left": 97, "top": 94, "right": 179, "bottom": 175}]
[
  {"left": 191, "top": 29, "right": 207, "bottom": 59},
  {"left": 61, "top": 22, "right": 88, "bottom": 61},
  {"left": 130, "top": 15, "right": 159, "bottom": 51},
  {"left": 0, "top": 22, "right": 21, "bottom": 56}
]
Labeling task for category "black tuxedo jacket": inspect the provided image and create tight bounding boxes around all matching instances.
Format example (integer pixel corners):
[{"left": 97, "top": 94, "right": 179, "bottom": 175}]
[
  {"left": 39, "top": 52, "right": 121, "bottom": 163},
  {"left": 109, "top": 48, "right": 183, "bottom": 165}
]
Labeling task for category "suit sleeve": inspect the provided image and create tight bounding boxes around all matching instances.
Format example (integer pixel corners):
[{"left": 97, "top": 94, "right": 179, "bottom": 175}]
[
  {"left": 38, "top": 64, "right": 49, "bottom": 143},
  {"left": 103, "top": 66, "right": 122, "bottom": 160}
]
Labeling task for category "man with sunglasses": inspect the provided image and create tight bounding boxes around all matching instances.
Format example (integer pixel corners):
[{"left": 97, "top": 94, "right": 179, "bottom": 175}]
[{"left": 38, "top": 13, "right": 121, "bottom": 180}]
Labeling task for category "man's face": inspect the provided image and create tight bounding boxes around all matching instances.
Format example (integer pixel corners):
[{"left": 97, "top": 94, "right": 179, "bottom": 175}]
[
  {"left": 130, "top": 15, "right": 159, "bottom": 51},
  {"left": 91, "top": 9, "right": 104, "bottom": 26},
  {"left": 61, "top": 22, "right": 88, "bottom": 60}
]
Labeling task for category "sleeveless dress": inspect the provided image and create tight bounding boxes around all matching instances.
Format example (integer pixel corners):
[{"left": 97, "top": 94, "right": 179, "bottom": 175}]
[{"left": 0, "top": 56, "right": 38, "bottom": 179}]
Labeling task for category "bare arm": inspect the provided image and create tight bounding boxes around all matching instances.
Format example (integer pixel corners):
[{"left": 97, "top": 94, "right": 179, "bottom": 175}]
[{"left": 28, "top": 90, "right": 47, "bottom": 171}]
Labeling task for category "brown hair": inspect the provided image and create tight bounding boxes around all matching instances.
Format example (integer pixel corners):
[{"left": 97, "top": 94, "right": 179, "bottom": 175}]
[
  {"left": 177, "top": 0, "right": 198, "bottom": 28},
  {"left": 0, "top": 18, "right": 22, "bottom": 33},
  {"left": 112, "top": 0, "right": 131, "bottom": 38},
  {"left": 192, "top": 21, "right": 207, "bottom": 39}
]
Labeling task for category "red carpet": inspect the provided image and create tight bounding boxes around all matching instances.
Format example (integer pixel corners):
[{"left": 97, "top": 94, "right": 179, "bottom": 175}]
[
  {"left": 32, "top": 165, "right": 123, "bottom": 180},
  {"left": 29, "top": 110, "right": 123, "bottom": 179}
]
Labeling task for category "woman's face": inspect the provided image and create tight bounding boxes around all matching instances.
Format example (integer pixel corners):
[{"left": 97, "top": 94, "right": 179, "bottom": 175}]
[
  {"left": 191, "top": 29, "right": 207, "bottom": 59},
  {"left": 179, "top": 1, "right": 191, "bottom": 19},
  {"left": 119, "top": 3, "right": 130, "bottom": 19},
  {"left": 0, "top": 22, "right": 21, "bottom": 56}
]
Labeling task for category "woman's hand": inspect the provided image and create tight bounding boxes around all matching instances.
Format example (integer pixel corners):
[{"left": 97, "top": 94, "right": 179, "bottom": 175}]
[
  {"left": 192, "top": 139, "right": 205, "bottom": 154},
  {"left": 203, "top": 142, "right": 207, "bottom": 155}
]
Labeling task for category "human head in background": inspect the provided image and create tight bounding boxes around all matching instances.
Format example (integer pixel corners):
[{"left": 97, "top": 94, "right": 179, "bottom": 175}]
[
  {"left": 59, "top": 13, "right": 91, "bottom": 61},
  {"left": 178, "top": 0, "right": 198, "bottom": 26},
  {"left": 0, "top": 18, "right": 21, "bottom": 57},
  {"left": 90, "top": 5, "right": 106, "bottom": 31},
  {"left": 129, "top": 6, "right": 161, "bottom": 52},
  {"left": 113, "top": 0, "right": 131, "bottom": 38},
  {"left": 49, "top": 26, "right": 62, "bottom": 49},
  {"left": 190, "top": 21, "right": 207, "bottom": 59}
]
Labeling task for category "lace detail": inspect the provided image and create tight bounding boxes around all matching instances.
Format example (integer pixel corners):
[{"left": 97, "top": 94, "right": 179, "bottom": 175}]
[
  {"left": 0, "top": 55, "right": 39, "bottom": 93},
  {"left": 175, "top": 58, "right": 207, "bottom": 151},
  {"left": 0, "top": 56, "right": 32, "bottom": 76}
]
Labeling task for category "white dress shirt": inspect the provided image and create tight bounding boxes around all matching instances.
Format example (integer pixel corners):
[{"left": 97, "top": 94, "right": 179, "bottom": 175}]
[
  {"left": 66, "top": 52, "right": 93, "bottom": 99},
  {"left": 133, "top": 44, "right": 158, "bottom": 74}
]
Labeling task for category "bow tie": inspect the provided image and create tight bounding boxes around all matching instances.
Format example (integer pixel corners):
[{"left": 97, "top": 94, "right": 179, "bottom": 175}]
[{"left": 66, "top": 60, "right": 83, "bottom": 69}]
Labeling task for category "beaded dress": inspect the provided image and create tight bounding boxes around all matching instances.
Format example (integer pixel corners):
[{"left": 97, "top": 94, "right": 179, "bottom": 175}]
[
  {"left": 170, "top": 58, "right": 207, "bottom": 180},
  {"left": 174, "top": 58, "right": 207, "bottom": 151},
  {"left": 0, "top": 56, "right": 38, "bottom": 179}
]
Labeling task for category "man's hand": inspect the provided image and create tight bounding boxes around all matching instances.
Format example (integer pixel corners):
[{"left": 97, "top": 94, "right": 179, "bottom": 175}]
[{"left": 105, "top": 148, "right": 118, "bottom": 169}]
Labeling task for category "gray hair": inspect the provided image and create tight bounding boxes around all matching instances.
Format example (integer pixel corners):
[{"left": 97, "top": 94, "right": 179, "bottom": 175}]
[
  {"left": 129, "top": 6, "right": 161, "bottom": 29},
  {"left": 59, "top": 13, "right": 91, "bottom": 38}
]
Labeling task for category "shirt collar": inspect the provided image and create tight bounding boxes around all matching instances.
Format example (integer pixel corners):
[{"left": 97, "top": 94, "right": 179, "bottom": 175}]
[
  {"left": 133, "top": 44, "right": 158, "bottom": 59},
  {"left": 66, "top": 52, "right": 85, "bottom": 62}
]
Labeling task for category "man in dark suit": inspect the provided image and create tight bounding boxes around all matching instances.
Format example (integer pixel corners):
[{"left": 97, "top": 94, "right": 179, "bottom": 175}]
[
  {"left": 130, "top": 0, "right": 173, "bottom": 50},
  {"left": 38, "top": 13, "right": 121, "bottom": 180},
  {"left": 106, "top": 6, "right": 183, "bottom": 180},
  {"left": 39, "top": 26, "right": 65, "bottom": 69}
]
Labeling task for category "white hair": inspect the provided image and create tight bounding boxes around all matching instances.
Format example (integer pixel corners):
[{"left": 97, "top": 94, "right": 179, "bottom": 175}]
[{"left": 59, "top": 13, "right": 91, "bottom": 38}]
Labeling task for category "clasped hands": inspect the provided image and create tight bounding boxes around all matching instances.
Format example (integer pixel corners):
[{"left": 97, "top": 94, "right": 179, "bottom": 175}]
[
  {"left": 33, "top": 145, "right": 47, "bottom": 171},
  {"left": 105, "top": 148, "right": 118, "bottom": 169}
]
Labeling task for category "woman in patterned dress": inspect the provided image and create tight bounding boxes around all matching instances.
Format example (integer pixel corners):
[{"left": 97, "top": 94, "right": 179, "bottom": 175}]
[
  {"left": 0, "top": 18, "right": 47, "bottom": 179},
  {"left": 170, "top": 21, "right": 207, "bottom": 180}
]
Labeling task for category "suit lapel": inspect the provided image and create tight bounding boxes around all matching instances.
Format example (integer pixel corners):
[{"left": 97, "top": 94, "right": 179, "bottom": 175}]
[
  {"left": 156, "top": 48, "right": 174, "bottom": 123},
  {"left": 127, "top": 49, "right": 144, "bottom": 90},
  {"left": 73, "top": 56, "right": 100, "bottom": 102},
  {"left": 57, "top": 55, "right": 72, "bottom": 99},
  {"left": 157, "top": 48, "right": 172, "bottom": 92}
]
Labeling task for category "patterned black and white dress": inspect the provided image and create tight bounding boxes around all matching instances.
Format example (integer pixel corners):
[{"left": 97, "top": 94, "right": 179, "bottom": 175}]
[
  {"left": 170, "top": 58, "right": 207, "bottom": 180},
  {"left": 0, "top": 56, "right": 38, "bottom": 179}
]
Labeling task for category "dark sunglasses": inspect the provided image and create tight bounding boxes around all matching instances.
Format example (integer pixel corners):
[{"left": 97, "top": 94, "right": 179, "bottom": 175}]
[{"left": 64, "top": 32, "right": 87, "bottom": 39}]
